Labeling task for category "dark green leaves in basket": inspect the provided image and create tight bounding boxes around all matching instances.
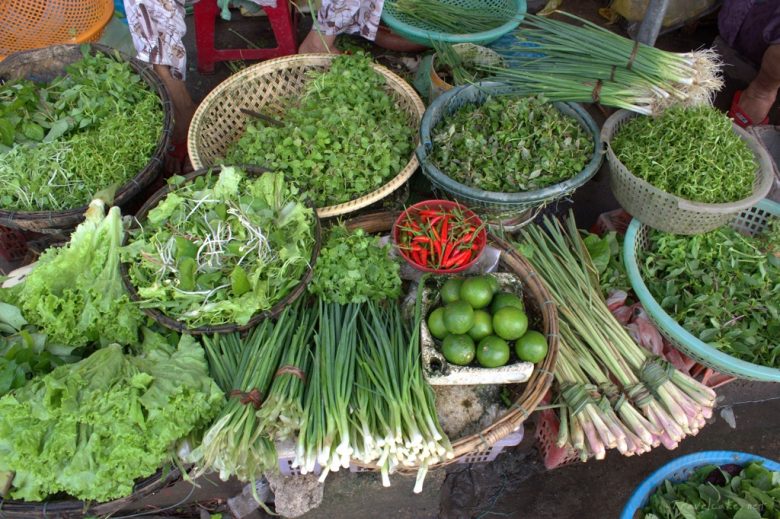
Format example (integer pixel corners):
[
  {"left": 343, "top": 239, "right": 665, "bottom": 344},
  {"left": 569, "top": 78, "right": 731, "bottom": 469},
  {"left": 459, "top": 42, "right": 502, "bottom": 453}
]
[
  {"left": 227, "top": 52, "right": 414, "bottom": 207},
  {"left": 309, "top": 225, "right": 401, "bottom": 304},
  {"left": 430, "top": 94, "right": 590, "bottom": 193},
  {"left": 641, "top": 220, "right": 780, "bottom": 368},
  {"left": 641, "top": 462, "right": 780, "bottom": 519}
]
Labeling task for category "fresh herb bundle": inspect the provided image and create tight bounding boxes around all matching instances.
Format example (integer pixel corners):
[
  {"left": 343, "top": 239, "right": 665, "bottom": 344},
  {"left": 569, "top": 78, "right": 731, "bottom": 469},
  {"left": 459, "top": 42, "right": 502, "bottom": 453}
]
[
  {"left": 612, "top": 106, "right": 757, "bottom": 204},
  {"left": 125, "top": 168, "right": 316, "bottom": 328},
  {"left": 227, "top": 53, "right": 414, "bottom": 207},
  {"left": 641, "top": 462, "right": 780, "bottom": 519},
  {"left": 641, "top": 222, "right": 779, "bottom": 367},
  {"left": 308, "top": 225, "right": 401, "bottom": 304},
  {"left": 430, "top": 95, "right": 591, "bottom": 193},
  {"left": 0, "top": 49, "right": 163, "bottom": 211}
]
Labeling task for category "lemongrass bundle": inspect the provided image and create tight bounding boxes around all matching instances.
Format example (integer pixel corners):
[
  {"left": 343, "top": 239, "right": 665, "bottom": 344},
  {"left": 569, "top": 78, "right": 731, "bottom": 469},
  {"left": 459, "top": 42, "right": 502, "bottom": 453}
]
[
  {"left": 519, "top": 214, "right": 717, "bottom": 461},
  {"left": 479, "top": 12, "right": 722, "bottom": 114}
]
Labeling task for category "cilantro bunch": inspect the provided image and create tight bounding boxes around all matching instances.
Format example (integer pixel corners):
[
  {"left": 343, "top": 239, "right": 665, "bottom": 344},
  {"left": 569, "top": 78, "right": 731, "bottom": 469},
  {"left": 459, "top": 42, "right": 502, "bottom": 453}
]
[
  {"left": 642, "top": 221, "right": 779, "bottom": 367},
  {"left": 227, "top": 53, "right": 414, "bottom": 207},
  {"left": 309, "top": 225, "right": 401, "bottom": 304},
  {"left": 430, "top": 94, "right": 591, "bottom": 193}
]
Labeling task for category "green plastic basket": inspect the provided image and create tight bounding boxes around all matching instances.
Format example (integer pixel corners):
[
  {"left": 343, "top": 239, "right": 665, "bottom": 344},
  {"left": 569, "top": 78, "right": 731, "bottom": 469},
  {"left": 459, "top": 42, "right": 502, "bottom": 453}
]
[
  {"left": 624, "top": 199, "right": 780, "bottom": 382},
  {"left": 381, "top": 0, "right": 526, "bottom": 46},
  {"left": 417, "top": 82, "right": 604, "bottom": 223}
]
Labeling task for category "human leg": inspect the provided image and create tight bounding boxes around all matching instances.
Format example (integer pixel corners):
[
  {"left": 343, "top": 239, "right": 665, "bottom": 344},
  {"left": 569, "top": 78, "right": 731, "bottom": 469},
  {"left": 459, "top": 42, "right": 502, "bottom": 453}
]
[
  {"left": 298, "top": 0, "right": 384, "bottom": 53},
  {"left": 734, "top": 44, "right": 780, "bottom": 125}
]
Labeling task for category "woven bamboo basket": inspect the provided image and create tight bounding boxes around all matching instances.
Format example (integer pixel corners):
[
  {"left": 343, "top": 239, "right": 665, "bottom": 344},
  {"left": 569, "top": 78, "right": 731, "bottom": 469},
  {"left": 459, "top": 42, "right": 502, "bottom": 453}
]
[
  {"left": 341, "top": 211, "right": 558, "bottom": 471},
  {"left": 187, "top": 54, "right": 425, "bottom": 219},
  {"left": 0, "top": 44, "right": 172, "bottom": 235},
  {"left": 0, "top": 467, "right": 180, "bottom": 519},
  {"left": 120, "top": 166, "right": 322, "bottom": 335}
]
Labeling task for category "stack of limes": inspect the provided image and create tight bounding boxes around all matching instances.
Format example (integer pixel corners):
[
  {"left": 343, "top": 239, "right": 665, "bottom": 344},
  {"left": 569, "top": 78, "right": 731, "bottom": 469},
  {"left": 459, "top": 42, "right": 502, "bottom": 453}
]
[{"left": 427, "top": 276, "right": 548, "bottom": 368}]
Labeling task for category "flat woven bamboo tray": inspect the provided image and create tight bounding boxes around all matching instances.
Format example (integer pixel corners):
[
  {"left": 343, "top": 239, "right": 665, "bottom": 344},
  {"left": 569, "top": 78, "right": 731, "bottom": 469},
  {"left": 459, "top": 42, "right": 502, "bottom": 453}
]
[
  {"left": 0, "top": 44, "right": 172, "bottom": 235},
  {"left": 342, "top": 211, "right": 558, "bottom": 472},
  {"left": 187, "top": 54, "right": 425, "bottom": 219}
]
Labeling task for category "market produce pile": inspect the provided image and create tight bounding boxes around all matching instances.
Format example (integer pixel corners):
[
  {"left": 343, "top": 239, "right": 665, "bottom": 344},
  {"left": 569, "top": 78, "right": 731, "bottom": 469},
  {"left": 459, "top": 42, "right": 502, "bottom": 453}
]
[
  {"left": 0, "top": 334, "right": 222, "bottom": 502},
  {"left": 0, "top": 48, "right": 163, "bottom": 211},
  {"left": 518, "top": 215, "right": 718, "bottom": 460},
  {"left": 641, "top": 462, "right": 780, "bottom": 519},
  {"left": 483, "top": 13, "right": 723, "bottom": 114},
  {"left": 612, "top": 106, "right": 757, "bottom": 204},
  {"left": 227, "top": 53, "right": 415, "bottom": 207},
  {"left": 124, "top": 167, "right": 317, "bottom": 328},
  {"left": 641, "top": 222, "right": 780, "bottom": 368},
  {"left": 426, "top": 276, "right": 548, "bottom": 368},
  {"left": 430, "top": 95, "right": 591, "bottom": 192}
]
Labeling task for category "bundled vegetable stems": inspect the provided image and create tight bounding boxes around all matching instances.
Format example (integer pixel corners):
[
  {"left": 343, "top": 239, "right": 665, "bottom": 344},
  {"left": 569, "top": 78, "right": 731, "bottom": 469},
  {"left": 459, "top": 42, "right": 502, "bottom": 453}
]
[
  {"left": 520, "top": 215, "right": 716, "bottom": 461},
  {"left": 480, "top": 13, "right": 723, "bottom": 114},
  {"left": 194, "top": 304, "right": 302, "bottom": 481},
  {"left": 295, "top": 298, "right": 452, "bottom": 493},
  {"left": 388, "top": 0, "right": 515, "bottom": 34}
]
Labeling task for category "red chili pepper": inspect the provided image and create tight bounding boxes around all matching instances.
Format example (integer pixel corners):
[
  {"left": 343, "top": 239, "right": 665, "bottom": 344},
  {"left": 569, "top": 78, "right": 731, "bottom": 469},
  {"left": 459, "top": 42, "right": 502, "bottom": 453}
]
[
  {"left": 412, "top": 235, "right": 432, "bottom": 244},
  {"left": 419, "top": 248, "right": 429, "bottom": 267},
  {"left": 440, "top": 240, "right": 456, "bottom": 268},
  {"left": 440, "top": 216, "right": 449, "bottom": 243},
  {"left": 446, "top": 250, "right": 472, "bottom": 268},
  {"left": 432, "top": 239, "right": 442, "bottom": 259}
]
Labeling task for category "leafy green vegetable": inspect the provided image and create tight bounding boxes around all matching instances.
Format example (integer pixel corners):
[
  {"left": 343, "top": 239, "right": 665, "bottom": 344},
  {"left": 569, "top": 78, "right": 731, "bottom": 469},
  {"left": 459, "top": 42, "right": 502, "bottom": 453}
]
[
  {"left": 0, "top": 48, "right": 163, "bottom": 211},
  {"left": 308, "top": 225, "right": 401, "bottom": 304},
  {"left": 0, "top": 334, "right": 223, "bottom": 502},
  {"left": 0, "top": 302, "right": 79, "bottom": 396},
  {"left": 227, "top": 53, "right": 414, "bottom": 207},
  {"left": 642, "top": 221, "right": 779, "bottom": 367},
  {"left": 125, "top": 168, "right": 316, "bottom": 327},
  {"left": 12, "top": 199, "right": 144, "bottom": 348},
  {"left": 583, "top": 231, "right": 632, "bottom": 294},
  {"left": 430, "top": 94, "right": 591, "bottom": 192},
  {"left": 612, "top": 105, "right": 757, "bottom": 204},
  {"left": 641, "top": 462, "right": 780, "bottom": 519}
]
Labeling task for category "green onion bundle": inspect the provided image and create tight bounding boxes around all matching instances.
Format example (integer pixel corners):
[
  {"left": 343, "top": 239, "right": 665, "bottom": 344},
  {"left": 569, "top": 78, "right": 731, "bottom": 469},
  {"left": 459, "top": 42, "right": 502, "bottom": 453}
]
[
  {"left": 295, "top": 301, "right": 360, "bottom": 479},
  {"left": 350, "top": 301, "right": 453, "bottom": 493},
  {"left": 193, "top": 306, "right": 297, "bottom": 481},
  {"left": 482, "top": 13, "right": 722, "bottom": 114},
  {"left": 387, "top": 0, "right": 516, "bottom": 34},
  {"left": 519, "top": 216, "right": 717, "bottom": 461}
]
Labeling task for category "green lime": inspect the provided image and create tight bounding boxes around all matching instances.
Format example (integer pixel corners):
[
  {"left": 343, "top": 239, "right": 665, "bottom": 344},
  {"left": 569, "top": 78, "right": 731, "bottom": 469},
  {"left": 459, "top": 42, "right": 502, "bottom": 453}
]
[
  {"left": 440, "top": 278, "right": 463, "bottom": 304},
  {"left": 492, "top": 306, "right": 528, "bottom": 341},
  {"left": 427, "top": 307, "right": 448, "bottom": 340},
  {"left": 515, "top": 330, "right": 548, "bottom": 363},
  {"left": 459, "top": 276, "right": 494, "bottom": 309},
  {"left": 476, "top": 336, "right": 510, "bottom": 368},
  {"left": 443, "top": 300, "right": 475, "bottom": 335},
  {"left": 468, "top": 310, "right": 493, "bottom": 341},
  {"left": 442, "top": 334, "right": 476, "bottom": 366},
  {"left": 486, "top": 275, "right": 500, "bottom": 294},
  {"left": 491, "top": 292, "right": 524, "bottom": 314}
]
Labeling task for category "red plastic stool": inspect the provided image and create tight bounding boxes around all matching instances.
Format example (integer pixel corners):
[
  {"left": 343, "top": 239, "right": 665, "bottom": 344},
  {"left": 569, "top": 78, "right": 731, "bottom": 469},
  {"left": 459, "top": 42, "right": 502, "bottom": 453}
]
[{"left": 194, "top": 0, "right": 298, "bottom": 74}]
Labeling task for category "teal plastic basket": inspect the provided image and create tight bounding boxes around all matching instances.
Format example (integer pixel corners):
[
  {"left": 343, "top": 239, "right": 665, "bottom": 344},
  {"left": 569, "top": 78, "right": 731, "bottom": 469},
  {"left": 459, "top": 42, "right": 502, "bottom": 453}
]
[
  {"left": 621, "top": 451, "right": 780, "bottom": 519},
  {"left": 381, "top": 0, "right": 526, "bottom": 46},
  {"left": 624, "top": 199, "right": 780, "bottom": 382},
  {"left": 417, "top": 82, "right": 604, "bottom": 222}
]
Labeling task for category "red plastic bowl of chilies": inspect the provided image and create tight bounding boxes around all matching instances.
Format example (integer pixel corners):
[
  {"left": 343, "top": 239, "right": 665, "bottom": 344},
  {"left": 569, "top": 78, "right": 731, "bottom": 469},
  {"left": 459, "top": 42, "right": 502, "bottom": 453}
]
[{"left": 393, "top": 200, "right": 487, "bottom": 273}]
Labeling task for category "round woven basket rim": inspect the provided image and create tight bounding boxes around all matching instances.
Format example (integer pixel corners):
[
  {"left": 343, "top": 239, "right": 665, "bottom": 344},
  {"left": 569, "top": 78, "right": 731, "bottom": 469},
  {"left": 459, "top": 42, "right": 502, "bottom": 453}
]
[
  {"left": 417, "top": 82, "right": 604, "bottom": 206},
  {"left": 187, "top": 53, "right": 425, "bottom": 219},
  {"left": 0, "top": 43, "right": 172, "bottom": 230},
  {"left": 120, "top": 165, "right": 322, "bottom": 336},
  {"left": 0, "top": 466, "right": 180, "bottom": 517},
  {"left": 340, "top": 210, "right": 558, "bottom": 471},
  {"left": 602, "top": 108, "right": 775, "bottom": 213},
  {"left": 623, "top": 199, "right": 780, "bottom": 382},
  {"left": 381, "top": 0, "right": 526, "bottom": 46}
]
